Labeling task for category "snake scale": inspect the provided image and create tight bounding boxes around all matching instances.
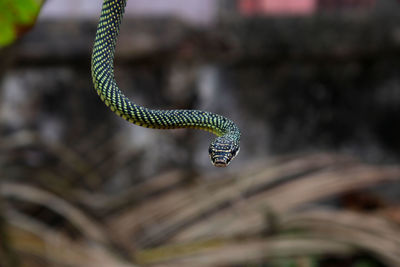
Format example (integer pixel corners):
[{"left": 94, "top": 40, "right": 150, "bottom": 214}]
[{"left": 91, "top": 0, "right": 240, "bottom": 167}]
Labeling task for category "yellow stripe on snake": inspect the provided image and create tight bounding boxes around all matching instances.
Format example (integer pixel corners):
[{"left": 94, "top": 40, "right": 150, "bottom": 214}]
[{"left": 91, "top": 0, "right": 240, "bottom": 167}]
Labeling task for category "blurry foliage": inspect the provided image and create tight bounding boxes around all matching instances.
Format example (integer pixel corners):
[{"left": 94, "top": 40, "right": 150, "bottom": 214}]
[
  {"left": 0, "top": 0, "right": 43, "bottom": 47},
  {"left": 1, "top": 149, "right": 400, "bottom": 266}
]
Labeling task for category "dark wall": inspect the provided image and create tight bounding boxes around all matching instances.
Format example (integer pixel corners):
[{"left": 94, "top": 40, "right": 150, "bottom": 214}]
[{"left": 1, "top": 10, "right": 400, "bottom": 187}]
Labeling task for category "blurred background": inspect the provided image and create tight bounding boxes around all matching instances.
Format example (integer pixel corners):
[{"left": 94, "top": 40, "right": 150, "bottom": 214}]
[{"left": 1, "top": 0, "right": 400, "bottom": 266}]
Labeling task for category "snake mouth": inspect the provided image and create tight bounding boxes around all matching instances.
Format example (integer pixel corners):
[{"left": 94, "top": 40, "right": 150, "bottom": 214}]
[{"left": 211, "top": 157, "right": 230, "bottom": 167}]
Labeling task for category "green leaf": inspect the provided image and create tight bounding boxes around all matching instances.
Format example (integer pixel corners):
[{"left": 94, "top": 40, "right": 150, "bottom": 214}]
[{"left": 0, "top": 0, "right": 44, "bottom": 47}]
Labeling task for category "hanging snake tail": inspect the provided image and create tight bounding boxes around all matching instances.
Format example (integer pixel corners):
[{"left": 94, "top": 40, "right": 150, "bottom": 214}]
[{"left": 91, "top": 0, "right": 241, "bottom": 167}]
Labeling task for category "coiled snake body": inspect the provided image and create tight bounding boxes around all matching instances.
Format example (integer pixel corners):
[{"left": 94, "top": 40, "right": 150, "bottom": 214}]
[{"left": 91, "top": 0, "right": 240, "bottom": 167}]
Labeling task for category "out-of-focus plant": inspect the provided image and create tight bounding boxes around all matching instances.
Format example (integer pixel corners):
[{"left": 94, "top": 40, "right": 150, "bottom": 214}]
[{"left": 0, "top": 0, "right": 44, "bottom": 47}]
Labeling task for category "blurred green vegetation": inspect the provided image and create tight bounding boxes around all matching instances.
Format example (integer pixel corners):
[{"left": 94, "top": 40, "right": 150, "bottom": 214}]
[{"left": 0, "top": 0, "right": 43, "bottom": 47}]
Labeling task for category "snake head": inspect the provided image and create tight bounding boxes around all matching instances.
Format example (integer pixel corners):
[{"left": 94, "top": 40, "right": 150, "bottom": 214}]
[{"left": 209, "top": 137, "right": 240, "bottom": 167}]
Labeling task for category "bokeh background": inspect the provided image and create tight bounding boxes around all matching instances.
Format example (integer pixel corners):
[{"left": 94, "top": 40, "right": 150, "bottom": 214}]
[{"left": 1, "top": 0, "right": 400, "bottom": 266}]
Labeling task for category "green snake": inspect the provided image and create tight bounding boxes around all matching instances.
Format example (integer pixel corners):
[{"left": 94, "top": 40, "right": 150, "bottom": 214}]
[{"left": 91, "top": 0, "right": 240, "bottom": 167}]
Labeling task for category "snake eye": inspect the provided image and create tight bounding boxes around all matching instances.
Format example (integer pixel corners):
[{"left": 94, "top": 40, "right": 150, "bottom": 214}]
[{"left": 231, "top": 146, "right": 239, "bottom": 157}]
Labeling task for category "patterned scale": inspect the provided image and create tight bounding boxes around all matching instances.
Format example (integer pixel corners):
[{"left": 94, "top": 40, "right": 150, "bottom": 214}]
[{"left": 91, "top": 0, "right": 241, "bottom": 167}]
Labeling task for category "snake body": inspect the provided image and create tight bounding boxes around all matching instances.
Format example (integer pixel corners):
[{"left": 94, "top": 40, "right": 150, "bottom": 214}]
[{"left": 91, "top": 0, "right": 240, "bottom": 167}]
